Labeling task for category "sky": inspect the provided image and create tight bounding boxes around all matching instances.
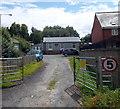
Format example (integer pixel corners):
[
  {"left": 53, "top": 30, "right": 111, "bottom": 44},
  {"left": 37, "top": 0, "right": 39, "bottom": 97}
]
[{"left": 0, "top": 0, "right": 119, "bottom": 37}]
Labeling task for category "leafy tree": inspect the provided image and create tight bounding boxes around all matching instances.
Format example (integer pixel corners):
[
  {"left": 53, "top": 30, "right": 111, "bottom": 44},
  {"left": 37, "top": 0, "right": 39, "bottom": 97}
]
[
  {"left": 80, "top": 34, "right": 92, "bottom": 44},
  {"left": 9, "top": 22, "right": 21, "bottom": 36},
  {"left": 2, "top": 27, "right": 19, "bottom": 57},
  {"left": 14, "top": 35, "right": 31, "bottom": 53},
  {"left": 42, "top": 25, "right": 79, "bottom": 38},
  {"left": 29, "top": 27, "right": 43, "bottom": 44},
  {"left": 20, "top": 24, "right": 29, "bottom": 40},
  {"left": 9, "top": 22, "right": 29, "bottom": 41},
  {"left": 66, "top": 26, "right": 79, "bottom": 37}
]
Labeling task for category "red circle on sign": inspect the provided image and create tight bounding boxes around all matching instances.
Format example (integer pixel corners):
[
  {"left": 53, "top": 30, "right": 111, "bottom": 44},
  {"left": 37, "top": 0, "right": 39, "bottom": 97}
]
[{"left": 102, "top": 57, "right": 118, "bottom": 72}]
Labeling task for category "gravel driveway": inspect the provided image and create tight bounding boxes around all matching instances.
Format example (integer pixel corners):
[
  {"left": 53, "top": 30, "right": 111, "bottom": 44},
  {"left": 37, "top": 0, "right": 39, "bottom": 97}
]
[{"left": 2, "top": 55, "right": 81, "bottom": 107}]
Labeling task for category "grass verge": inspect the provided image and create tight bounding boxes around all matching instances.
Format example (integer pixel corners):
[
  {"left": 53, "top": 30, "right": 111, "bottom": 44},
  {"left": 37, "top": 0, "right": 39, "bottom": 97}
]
[
  {"left": 47, "top": 80, "right": 57, "bottom": 90},
  {"left": 23, "top": 60, "right": 44, "bottom": 77},
  {"left": 1, "top": 60, "right": 44, "bottom": 88},
  {"left": 79, "top": 84, "right": 120, "bottom": 108}
]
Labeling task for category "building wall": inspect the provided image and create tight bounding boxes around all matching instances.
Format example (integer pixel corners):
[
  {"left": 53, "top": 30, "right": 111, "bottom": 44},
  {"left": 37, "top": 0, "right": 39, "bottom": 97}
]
[
  {"left": 103, "top": 28, "right": 120, "bottom": 40},
  {"left": 32, "top": 43, "right": 43, "bottom": 51},
  {"left": 32, "top": 42, "right": 80, "bottom": 54},
  {"left": 92, "top": 15, "right": 103, "bottom": 44},
  {"left": 44, "top": 42, "right": 80, "bottom": 54}
]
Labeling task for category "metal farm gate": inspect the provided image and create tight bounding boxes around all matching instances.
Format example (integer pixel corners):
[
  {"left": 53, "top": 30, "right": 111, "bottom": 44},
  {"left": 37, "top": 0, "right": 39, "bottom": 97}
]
[
  {"left": 0, "top": 57, "right": 23, "bottom": 86},
  {"left": 73, "top": 57, "right": 113, "bottom": 91}
]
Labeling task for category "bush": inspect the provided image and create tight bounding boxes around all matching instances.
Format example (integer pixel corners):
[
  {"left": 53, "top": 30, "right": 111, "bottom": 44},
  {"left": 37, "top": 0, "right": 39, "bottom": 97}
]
[{"left": 81, "top": 86, "right": 120, "bottom": 108}]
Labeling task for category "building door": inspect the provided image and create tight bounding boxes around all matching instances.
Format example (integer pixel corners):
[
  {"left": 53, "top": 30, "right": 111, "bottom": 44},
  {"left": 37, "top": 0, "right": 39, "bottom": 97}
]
[
  {"left": 48, "top": 43, "right": 53, "bottom": 50},
  {"left": 73, "top": 43, "right": 75, "bottom": 48}
]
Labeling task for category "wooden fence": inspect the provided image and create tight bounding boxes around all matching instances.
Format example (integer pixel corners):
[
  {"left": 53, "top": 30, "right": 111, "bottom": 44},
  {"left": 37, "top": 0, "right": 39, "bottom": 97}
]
[
  {"left": 0, "top": 55, "right": 36, "bottom": 86},
  {"left": 23, "top": 55, "right": 36, "bottom": 65},
  {"left": 0, "top": 57, "right": 23, "bottom": 84}
]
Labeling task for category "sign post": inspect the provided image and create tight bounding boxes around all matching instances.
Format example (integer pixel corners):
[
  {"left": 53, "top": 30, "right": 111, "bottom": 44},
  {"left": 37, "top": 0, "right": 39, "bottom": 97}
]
[
  {"left": 102, "top": 57, "right": 118, "bottom": 72},
  {"left": 80, "top": 58, "right": 86, "bottom": 70}
]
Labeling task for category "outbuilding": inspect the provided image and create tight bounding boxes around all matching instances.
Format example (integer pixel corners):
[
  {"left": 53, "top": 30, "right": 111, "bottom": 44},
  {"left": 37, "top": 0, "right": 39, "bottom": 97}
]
[{"left": 43, "top": 37, "right": 80, "bottom": 54}]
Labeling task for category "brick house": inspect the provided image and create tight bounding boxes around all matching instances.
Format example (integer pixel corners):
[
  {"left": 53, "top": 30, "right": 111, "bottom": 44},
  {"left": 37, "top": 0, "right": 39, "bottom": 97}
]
[{"left": 92, "top": 11, "right": 120, "bottom": 48}]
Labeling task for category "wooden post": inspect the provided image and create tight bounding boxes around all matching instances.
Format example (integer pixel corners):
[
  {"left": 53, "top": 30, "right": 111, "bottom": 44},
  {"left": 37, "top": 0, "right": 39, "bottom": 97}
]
[
  {"left": 73, "top": 57, "right": 76, "bottom": 85},
  {"left": 22, "top": 57, "right": 24, "bottom": 81},
  {"left": 2, "top": 59, "right": 4, "bottom": 84},
  {"left": 96, "top": 57, "right": 99, "bottom": 88},
  {"left": 98, "top": 57, "right": 103, "bottom": 88}
]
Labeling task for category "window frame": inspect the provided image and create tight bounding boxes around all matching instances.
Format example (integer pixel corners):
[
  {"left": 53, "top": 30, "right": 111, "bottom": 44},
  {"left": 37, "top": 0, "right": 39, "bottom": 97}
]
[
  {"left": 48, "top": 43, "right": 53, "bottom": 50},
  {"left": 111, "top": 29, "right": 118, "bottom": 36},
  {"left": 60, "top": 43, "right": 64, "bottom": 48}
]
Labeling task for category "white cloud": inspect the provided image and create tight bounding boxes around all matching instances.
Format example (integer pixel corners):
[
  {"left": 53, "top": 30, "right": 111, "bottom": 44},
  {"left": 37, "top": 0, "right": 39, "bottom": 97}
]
[
  {"left": 1, "top": 0, "right": 66, "bottom": 4},
  {"left": 1, "top": 0, "right": 37, "bottom": 3},
  {"left": 66, "top": 0, "right": 80, "bottom": 5},
  {"left": 0, "top": 7, "right": 6, "bottom": 9},
  {"left": 66, "top": 0, "right": 119, "bottom": 5},
  {"left": 1, "top": 0, "right": 120, "bottom": 5},
  {"left": 0, "top": 3, "right": 117, "bottom": 38},
  {"left": 79, "top": 4, "right": 117, "bottom": 12},
  {"left": 1, "top": 2, "right": 16, "bottom": 5},
  {"left": 24, "top": 4, "right": 38, "bottom": 8}
]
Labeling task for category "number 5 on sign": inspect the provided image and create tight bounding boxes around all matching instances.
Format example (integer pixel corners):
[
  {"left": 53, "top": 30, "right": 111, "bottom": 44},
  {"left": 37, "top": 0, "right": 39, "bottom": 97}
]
[
  {"left": 102, "top": 57, "right": 118, "bottom": 72},
  {"left": 80, "top": 58, "right": 86, "bottom": 70}
]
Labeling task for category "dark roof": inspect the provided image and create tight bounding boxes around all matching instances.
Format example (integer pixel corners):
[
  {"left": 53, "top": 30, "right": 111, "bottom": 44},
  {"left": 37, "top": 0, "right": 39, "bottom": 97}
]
[
  {"left": 43, "top": 37, "right": 80, "bottom": 43},
  {"left": 96, "top": 11, "right": 120, "bottom": 28}
]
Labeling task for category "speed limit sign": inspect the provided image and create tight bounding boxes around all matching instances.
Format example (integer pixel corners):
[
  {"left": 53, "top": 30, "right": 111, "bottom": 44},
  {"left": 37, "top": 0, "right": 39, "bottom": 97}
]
[{"left": 102, "top": 57, "right": 118, "bottom": 72}]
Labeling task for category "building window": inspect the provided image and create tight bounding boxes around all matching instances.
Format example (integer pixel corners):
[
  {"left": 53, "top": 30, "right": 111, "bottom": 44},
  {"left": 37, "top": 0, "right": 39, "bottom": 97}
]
[
  {"left": 38, "top": 47, "right": 40, "bottom": 50},
  {"left": 112, "top": 29, "right": 118, "bottom": 35},
  {"left": 48, "top": 43, "right": 53, "bottom": 50},
  {"left": 35, "top": 46, "right": 37, "bottom": 50}
]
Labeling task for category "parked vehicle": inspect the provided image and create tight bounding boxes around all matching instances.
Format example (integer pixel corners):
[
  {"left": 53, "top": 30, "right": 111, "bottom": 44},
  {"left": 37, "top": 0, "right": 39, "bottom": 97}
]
[
  {"left": 26, "top": 49, "right": 43, "bottom": 62},
  {"left": 62, "top": 48, "right": 79, "bottom": 56},
  {"left": 60, "top": 48, "right": 64, "bottom": 54}
]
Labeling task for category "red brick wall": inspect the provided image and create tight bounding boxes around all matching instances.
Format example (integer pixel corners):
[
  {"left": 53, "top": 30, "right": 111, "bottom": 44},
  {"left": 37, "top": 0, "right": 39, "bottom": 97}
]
[
  {"left": 43, "top": 50, "right": 60, "bottom": 54},
  {"left": 92, "top": 15, "right": 103, "bottom": 44},
  {"left": 103, "top": 28, "right": 120, "bottom": 40}
]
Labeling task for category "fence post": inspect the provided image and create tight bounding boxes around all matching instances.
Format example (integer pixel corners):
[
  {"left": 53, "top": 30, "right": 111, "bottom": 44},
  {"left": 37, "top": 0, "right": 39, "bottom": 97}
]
[
  {"left": 98, "top": 57, "right": 103, "bottom": 88},
  {"left": 2, "top": 59, "right": 4, "bottom": 83},
  {"left": 73, "top": 57, "right": 76, "bottom": 85},
  {"left": 22, "top": 57, "right": 24, "bottom": 80},
  {"left": 96, "top": 57, "right": 99, "bottom": 88}
]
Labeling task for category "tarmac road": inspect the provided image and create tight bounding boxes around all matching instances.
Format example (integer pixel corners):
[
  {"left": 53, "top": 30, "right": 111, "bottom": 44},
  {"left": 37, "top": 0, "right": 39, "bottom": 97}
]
[{"left": 2, "top": 55, "right": 81, "bottom": 107}]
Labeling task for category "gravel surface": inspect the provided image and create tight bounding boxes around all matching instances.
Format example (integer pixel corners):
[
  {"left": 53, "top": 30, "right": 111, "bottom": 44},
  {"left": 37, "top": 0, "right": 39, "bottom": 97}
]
[{"left": 2, "top": 55, "right": 81, "bottom": 107}]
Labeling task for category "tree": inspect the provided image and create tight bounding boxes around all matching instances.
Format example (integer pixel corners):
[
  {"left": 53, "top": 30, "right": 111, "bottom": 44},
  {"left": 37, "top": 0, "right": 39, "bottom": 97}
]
[
  {"left": 66, "top": 26, "right": 79, "bottom": 37},
  {"left": 80, "top": 34, "right": 92, "bottom": 44},
  {"left": 30, "top": 27, "right": 43, "bottom": 44},
  {"left": 42, "top": 26, "right": 79, "bottom": 38},
  {"left": 9, "top": 22, "right": 29, "bottom": 41},
  {"left": 2, "top": 27, "right": 19, "bottom": 57},
  {"left": 20, "top": 24, "right": 29, "bottom": 40},
  {"left": 9, "top": 22, "right": 21, "bottom": 36}
]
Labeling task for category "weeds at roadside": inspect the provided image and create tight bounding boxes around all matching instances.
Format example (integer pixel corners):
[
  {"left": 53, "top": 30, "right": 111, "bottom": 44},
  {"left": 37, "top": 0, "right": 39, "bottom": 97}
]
[
  {"left": 77, "top": 83, "right": 120, "bottom": 108},
  {"left": 47, "top": 80, "right": 57, "bottom": 90},
  {"left": 69, "top": 57, "right": 120, "bottom": 108}
]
